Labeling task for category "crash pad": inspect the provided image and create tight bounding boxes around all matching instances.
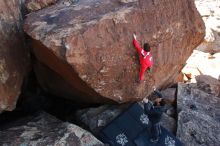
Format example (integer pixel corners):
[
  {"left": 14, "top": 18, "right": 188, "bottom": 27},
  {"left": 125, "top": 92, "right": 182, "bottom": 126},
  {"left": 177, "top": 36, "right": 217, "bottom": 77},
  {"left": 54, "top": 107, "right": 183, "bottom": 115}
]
[
  {"left": 100, "top": 103, "right": 183, "bottom": 146},
  {"left": 134, "top": 126, "right": 183, "bottom": 146}
]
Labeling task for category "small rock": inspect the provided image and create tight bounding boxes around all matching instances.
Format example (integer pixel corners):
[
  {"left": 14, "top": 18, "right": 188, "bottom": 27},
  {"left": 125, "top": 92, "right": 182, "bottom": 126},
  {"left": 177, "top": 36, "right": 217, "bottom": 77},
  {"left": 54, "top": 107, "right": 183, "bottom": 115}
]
[
  {"left": 58, "top": 0, "right": 79, "bottom": 6},
  {"left": 174, "top": 72, "right": 184, "bottom": 83},
  {"left": 119, "top": 0, "right": 138, "bottom": 3}
]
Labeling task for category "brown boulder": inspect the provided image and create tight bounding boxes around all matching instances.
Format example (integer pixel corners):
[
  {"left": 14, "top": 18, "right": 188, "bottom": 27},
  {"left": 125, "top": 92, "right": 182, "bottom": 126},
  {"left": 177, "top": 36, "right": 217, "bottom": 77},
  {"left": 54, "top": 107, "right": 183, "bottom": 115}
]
[
  {"left": 0, "top": 0, "right": 29, "bottom": 113},
  {"left": 24, "top": 0, "right": 205, "bottom": 103}
]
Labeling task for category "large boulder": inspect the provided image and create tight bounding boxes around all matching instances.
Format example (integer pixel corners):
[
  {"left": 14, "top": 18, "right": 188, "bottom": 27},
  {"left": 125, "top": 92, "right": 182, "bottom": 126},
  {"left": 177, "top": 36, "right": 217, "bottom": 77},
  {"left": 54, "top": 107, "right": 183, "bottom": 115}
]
[
  {"left": 0, "top": 0, "right": 29, "bottom": 113},
  {"left": 0, "top": 112, "right": 104, "bottom": 146},
  {"left": 24, "top": 0, "right": 205, "bottom": 103},
  {"left": 176, "top": 83, "right": 220, "bottom": 145}
]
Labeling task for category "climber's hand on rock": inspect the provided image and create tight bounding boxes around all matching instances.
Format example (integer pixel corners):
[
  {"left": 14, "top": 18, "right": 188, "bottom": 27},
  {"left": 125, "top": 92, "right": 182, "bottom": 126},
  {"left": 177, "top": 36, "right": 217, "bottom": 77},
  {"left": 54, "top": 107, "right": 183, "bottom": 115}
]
[
  {"left": 133, "top": 34, "right": 137, "bottom": 40},
  {"left": 142, "top": 98, "right": 148, "bottom": 103}
]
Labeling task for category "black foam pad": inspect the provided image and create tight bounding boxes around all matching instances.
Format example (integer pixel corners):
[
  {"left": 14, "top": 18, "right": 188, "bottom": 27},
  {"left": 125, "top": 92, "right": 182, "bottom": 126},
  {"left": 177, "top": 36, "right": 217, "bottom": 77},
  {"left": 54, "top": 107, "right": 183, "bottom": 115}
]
[
  {"left": 115, "top": 111, "right": 143, "bottom": 139},
  {"left": 134, "top": 127, "right": 184, "bottom": 146},
  {"left": 127, "top": 103, "right": 150, "bottom": 128},
  {"left": 102, "top": 122, "right": 135, "bottom": 146},
  {"left": 100, "top": 103, "right": 183, "bottom": 146}
]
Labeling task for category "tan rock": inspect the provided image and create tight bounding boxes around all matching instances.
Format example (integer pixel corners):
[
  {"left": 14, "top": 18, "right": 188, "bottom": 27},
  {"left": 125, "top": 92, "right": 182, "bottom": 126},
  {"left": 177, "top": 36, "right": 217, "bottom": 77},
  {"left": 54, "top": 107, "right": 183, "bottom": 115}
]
[
  {"left": 182, "top": 50, "right": 220, "bottom": 81},
  {"left": 25, "top": 0, "right": 57, "bottom": 12},
  {"left": 197, "top": 53, "right": 220, "bottom": 79}
]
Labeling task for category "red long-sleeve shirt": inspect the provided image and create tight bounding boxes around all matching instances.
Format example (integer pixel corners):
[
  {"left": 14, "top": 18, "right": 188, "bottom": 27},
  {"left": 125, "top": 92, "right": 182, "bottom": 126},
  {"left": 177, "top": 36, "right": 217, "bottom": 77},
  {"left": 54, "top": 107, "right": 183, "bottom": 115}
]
[{"left": 133, "top": 39, "right": 153, "bottom": 68}]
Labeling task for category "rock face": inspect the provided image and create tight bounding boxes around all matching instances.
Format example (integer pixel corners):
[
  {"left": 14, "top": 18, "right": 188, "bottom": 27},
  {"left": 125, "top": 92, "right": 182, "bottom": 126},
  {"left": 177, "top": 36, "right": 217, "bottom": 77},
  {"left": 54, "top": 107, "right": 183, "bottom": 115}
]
[
  {"left": 0, "top": 0, "right": 29, "bottom": 113},
  {"left": 177, "top": 83, "right": 220, "bottom": 145},
  {"left": 24, "top": 0, "right": 205, "bottom": 103},
  {"left": 0, "top": 112, "right": 104, "bottom": 146}
]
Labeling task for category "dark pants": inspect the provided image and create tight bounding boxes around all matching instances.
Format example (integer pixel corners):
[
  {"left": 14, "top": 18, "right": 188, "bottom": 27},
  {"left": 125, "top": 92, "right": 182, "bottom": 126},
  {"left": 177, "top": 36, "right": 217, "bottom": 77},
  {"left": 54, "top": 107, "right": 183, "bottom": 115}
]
[{"left": 151, "top": 122, "right": 161, "bottom": 140}]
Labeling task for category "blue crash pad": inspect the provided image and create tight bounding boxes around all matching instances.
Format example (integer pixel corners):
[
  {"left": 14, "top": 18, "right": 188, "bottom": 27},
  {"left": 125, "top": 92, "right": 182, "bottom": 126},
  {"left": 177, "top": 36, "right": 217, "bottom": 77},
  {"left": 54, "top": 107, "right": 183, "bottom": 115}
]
[
  {"left": 100, "top": 103, "right": 183, "bottom": 146},
  {"left": 134, "top": 127, "right": 183, "bottom": 146}
]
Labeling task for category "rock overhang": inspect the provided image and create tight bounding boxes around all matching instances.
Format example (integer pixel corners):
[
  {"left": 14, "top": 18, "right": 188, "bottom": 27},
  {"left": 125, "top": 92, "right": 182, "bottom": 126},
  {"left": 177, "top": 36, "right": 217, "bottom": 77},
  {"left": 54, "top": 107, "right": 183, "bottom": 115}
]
[{"left": 24, "top": 0, "right": 205, "bottom": 103}]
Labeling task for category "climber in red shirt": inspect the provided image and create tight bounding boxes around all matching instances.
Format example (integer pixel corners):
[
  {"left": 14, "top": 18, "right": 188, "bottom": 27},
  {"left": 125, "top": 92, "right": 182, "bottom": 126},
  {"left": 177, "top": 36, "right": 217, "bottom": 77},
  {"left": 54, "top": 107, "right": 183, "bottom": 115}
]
[{"left": 133, "top": 34, "right": 153, "bottom": 81}]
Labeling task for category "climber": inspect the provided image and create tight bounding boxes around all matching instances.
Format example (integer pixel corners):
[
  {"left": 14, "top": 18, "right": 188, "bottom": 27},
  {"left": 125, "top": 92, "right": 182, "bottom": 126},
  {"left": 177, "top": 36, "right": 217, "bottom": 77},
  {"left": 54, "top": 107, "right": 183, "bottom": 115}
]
[
  {"left": 142, "top": 88, "right": 167, "bottom": 143},
  {"left": 133, "top": 34, "right": 153, "bottom": 81}
]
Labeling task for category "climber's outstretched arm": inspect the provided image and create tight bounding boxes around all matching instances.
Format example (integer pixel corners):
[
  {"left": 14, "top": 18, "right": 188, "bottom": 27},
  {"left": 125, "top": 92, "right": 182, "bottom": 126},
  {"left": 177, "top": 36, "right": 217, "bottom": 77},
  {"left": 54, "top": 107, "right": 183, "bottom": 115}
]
[{"left": 133, "top": 34, "right": 142, "bottom": 54}]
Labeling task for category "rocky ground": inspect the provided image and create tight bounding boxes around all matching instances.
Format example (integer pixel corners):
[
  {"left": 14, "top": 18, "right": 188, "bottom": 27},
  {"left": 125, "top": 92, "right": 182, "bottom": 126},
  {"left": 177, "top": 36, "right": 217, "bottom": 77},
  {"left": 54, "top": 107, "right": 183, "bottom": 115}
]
[{"left": 0, "top": 112, "right": 104, "bottom": 146}]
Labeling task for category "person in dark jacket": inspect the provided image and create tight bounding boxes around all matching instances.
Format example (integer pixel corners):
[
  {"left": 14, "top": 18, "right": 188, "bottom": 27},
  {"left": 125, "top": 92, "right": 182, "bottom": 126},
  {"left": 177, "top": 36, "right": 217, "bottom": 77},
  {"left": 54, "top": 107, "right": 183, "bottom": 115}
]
[{"left": 142, "top": 88, "right": 167, "bottom": 143}]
